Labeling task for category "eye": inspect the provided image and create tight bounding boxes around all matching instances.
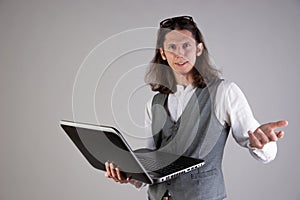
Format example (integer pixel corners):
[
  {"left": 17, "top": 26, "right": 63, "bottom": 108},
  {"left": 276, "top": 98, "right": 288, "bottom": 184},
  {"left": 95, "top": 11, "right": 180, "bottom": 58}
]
[
  {"left": 167, "top": 44, "right": 176, "bottom": 51},
  {"left": 183, "top": 42, "right": 191, "bottom": 49}
]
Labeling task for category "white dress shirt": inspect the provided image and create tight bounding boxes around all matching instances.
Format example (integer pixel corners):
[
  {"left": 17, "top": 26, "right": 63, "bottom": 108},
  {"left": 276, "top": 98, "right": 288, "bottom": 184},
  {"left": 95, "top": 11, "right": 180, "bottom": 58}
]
[{"left": 144, "top": 80, "right": 277, "bottom": 164}]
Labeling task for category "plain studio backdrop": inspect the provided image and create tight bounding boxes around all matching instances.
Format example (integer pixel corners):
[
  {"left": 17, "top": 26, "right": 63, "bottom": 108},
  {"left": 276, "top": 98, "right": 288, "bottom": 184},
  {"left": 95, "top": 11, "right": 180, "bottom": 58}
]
[{"left": 1, "top": 0, "right": 299, "bottom": 199}]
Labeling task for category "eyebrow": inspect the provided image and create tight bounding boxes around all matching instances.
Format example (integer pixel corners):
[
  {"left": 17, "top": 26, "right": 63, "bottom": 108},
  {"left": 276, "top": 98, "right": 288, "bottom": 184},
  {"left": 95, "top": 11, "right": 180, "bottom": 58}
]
[
  {"left": 165, "top": 36, "right": 195, "bottom": 43},
  {"left": 164, "top": 40, "right": 194, "bottom": 46}
]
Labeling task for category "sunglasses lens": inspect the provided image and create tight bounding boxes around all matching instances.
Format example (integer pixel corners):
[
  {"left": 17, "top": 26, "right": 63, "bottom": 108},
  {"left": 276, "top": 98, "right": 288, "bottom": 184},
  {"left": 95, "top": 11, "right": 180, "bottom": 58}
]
[
  {"left": 160, "top": 16, "right": 194, "bottom": 28},
  {"left": 160, "top": 19, "right": 173, "bottom": 27}
]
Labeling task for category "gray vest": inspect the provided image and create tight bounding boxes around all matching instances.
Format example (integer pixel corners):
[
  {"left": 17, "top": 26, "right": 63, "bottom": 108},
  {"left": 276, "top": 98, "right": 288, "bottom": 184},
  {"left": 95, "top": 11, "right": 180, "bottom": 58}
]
[{"left": 148, "top": 79, "right": 230, "bottom": 200}]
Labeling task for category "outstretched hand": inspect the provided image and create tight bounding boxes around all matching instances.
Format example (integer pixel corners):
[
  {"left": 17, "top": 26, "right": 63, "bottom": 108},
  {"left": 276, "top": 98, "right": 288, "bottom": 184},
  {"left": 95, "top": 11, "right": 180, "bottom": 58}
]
[{"left": 248, "top": 120, "right": 288, "bottom": 149}]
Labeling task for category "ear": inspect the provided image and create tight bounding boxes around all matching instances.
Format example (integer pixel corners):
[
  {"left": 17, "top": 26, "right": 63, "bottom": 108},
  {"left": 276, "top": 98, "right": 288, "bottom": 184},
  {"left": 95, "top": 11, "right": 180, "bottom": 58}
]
[
  {"left": 159, "top": 48, "right": 167, "bottom": 60},
  {"left": 196, "top": 43, "right": 204, "bottom": 56}
]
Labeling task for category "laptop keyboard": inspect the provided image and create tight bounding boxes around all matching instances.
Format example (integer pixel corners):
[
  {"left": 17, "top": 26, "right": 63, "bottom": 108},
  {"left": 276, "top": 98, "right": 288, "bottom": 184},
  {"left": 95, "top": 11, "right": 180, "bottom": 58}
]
[{"left": 136, "top": 154, "right": 192, "bottom": 175}]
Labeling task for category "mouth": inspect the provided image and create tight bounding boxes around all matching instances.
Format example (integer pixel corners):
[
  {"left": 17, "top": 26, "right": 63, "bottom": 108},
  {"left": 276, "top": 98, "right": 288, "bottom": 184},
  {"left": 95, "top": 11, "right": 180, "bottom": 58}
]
[{"left": 175, "top": 61, "right": 188, "bottom": 67}]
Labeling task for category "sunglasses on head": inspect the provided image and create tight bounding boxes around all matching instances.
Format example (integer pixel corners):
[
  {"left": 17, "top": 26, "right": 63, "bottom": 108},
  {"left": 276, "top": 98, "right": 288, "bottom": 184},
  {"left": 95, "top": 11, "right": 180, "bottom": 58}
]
[{"left": 160, "top": 16, "right": 194, "bottom": 28}]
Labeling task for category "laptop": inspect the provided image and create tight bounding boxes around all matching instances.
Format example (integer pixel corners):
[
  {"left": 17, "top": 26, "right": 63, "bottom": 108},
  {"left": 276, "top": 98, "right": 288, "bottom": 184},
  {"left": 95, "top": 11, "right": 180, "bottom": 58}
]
[{"left": 60, "top": 120, "right": 205, "bottom": 185}]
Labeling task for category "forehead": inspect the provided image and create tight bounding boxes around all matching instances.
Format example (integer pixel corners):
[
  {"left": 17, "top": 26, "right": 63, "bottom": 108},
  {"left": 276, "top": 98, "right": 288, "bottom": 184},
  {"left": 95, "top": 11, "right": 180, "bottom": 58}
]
[{"left": 164, "top": 29, "right": 195, "bottom": 44}]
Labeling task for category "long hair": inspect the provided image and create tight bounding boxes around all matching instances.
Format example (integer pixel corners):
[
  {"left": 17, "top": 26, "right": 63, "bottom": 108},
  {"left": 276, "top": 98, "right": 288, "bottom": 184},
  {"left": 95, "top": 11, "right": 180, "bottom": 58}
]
[{"left": 145, "top": 17, "right": 220, "bottom": 94}]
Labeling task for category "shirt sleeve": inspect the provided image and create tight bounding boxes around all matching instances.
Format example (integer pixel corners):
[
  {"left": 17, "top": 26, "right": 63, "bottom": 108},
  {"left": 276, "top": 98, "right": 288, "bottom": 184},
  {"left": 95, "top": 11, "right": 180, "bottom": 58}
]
[
  {"left": 216, "top": 81, "right": 277, "bottom": 163},
  {"left": 144, "top": 96, "right": 156, "bottom": 150},
  {"left": 127, "top": 97, "right": 156, "bottom": 190}
]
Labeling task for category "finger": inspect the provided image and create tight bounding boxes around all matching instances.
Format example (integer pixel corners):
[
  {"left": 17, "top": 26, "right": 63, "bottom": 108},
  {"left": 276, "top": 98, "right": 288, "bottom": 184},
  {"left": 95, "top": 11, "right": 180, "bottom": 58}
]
[
  {"left": 265, "top": 130, "right": 278, "bottom": 142},
  {"left": 116, "top": 168, "right": 127, "bottom": 183},
  {"left": 105, "top": 162, "right": 111, "bottom": 178},
  {"left": 116, "top": 168, "right": 122, "bottom": 180},
  {"left": 256, "top": 128, "right": 270, "bottom": 145},
  {"left": 248, "top": 130, "right": 263, "bottom": 149},
  {"left": 126, "top": 176, "right": 132, "bottom": 182},
  {"left": 257, "top": 127, "right": 278, "bottom": 142},
  {"left": 276, "top": 130, "right": 285, "bottom": 139},
  {"left": 268, "top": 120, "right": 288, "bottom": 129},
  {"left": 110, "top": 163, "right": 118, "bottom": 180}
]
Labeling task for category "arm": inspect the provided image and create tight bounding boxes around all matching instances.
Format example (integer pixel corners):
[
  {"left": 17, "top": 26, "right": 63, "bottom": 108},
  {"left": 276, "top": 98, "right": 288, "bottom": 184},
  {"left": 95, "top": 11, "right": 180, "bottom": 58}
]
[
  {"left": 104, "top": 97, "right": 155, "bottom": 189},
  {"left": 217, "top": 81, "right": 287, "bottom": 163}
]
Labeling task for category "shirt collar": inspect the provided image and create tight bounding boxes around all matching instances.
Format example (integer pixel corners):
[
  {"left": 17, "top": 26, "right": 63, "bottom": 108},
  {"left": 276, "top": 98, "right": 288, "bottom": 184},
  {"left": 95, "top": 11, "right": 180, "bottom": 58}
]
[{"left": 175, "top": 84, "right": 195, "bottom": 93}]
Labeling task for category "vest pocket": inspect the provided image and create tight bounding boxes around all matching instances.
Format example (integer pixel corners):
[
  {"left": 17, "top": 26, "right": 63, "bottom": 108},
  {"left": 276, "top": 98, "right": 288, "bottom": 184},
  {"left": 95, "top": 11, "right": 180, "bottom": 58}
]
[
  {"left": 190, "top": 168, "right": 224, "bottom": 199},
  {"left": 191, "top": 168, "right": 217, "bottom": 180}
]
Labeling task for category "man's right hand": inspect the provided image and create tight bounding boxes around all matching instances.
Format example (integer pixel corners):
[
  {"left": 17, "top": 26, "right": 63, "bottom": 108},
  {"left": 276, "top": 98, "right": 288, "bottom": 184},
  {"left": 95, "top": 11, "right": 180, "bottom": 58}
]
[
  {"left": 105, "top": 161, "right": 130, "bottom": 184},
  {"left": 104, "top": 161, "right": 144, "bottom": 188}
]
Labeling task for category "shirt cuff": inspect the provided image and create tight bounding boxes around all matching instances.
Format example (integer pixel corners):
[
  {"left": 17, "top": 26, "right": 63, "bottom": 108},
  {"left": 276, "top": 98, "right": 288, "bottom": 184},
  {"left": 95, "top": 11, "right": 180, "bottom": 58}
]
[
  {"left": 129, "top": 179, "right": 147, "bottom": 190},
  {"left": 247, "top": 141, "right": 277, "bottom": 163}
]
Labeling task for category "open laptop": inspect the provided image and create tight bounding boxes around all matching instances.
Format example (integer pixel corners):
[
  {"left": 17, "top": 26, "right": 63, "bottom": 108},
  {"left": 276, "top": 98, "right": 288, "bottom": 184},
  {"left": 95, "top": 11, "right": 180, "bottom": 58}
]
[{"left": 60, "top": 120, "right": 205, "bottom": 185}]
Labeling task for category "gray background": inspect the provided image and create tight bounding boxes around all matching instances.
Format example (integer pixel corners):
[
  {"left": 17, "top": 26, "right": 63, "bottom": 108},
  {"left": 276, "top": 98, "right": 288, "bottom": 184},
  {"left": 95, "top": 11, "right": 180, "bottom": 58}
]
[{"left": 1, "top": 0, "right": 299, "bottom": 199}]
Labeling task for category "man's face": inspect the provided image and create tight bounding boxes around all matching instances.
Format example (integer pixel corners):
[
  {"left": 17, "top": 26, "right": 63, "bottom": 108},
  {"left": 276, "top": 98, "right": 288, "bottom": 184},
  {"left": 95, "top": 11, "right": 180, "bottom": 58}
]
[{"left": 160, "top": 29, "right": 203, "bottom": 76}]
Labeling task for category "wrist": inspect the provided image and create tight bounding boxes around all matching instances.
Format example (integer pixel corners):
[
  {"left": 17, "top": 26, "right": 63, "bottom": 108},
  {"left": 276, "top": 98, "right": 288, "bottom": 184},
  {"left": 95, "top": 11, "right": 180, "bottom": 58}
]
[{"left": 247, "top": 141, "right": 258, "bottom": 150}]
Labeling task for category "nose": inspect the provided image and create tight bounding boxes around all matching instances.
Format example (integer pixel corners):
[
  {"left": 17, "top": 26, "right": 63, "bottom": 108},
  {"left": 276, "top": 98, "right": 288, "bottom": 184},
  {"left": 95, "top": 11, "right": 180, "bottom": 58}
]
[{"left": 175, "top": 46, "right": 184, "bottom": 57}]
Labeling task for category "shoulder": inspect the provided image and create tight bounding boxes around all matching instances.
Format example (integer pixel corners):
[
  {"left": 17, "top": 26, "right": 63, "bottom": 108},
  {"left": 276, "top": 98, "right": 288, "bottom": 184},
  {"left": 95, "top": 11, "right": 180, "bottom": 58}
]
[
  {"left": 145, "top": 92, "right": 161, "bottom": 111},
  {"left": 215, "top": 79, "right": 247, "bottom": 108},
  {"left": 216, "top": 79, "right": 244, "bottom": 98},
  {"left": 145, "top": 92, "right": 166, "bottom": 120},
  {"left": 146, "top": 95, "right": 154, "bottom": 110}
]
